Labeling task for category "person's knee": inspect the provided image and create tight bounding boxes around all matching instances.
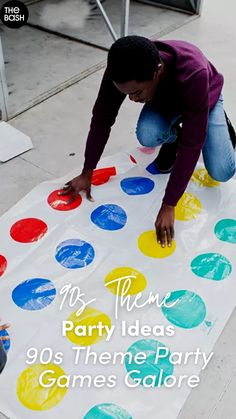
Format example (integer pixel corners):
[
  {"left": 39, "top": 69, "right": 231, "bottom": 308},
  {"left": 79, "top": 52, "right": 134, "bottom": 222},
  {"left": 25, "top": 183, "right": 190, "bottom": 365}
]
[
  {"left": 208, "top": 164, "right": 236, "bottom": 182},
  {"left": 136, "top": 121, "right": 163, "bottom": 147}
]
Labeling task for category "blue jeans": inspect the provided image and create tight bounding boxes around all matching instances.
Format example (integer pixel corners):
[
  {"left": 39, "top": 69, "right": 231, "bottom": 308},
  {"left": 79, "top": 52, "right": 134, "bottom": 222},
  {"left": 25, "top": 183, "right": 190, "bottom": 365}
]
[{"left": 136, "top": 95, "right": 236, "bottom": 182}]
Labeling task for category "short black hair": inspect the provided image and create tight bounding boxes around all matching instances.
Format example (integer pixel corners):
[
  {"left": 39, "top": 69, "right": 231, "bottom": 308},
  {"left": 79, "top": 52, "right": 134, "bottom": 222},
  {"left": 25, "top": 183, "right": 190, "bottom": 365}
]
[{"left": 107, "top": 35, "right": 161, "bottom": 83}]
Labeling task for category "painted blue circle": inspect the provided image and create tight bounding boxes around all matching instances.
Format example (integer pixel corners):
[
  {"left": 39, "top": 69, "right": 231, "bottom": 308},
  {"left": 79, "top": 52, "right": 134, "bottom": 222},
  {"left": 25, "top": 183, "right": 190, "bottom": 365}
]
[
  {"left": 191, "top": 253, "right": 232, "bottom": 281},
  {"left": 120, "top": 177, "right": 154, "bottom": 195},
  {"left": 162, "top": 290, "right": 206, "bottom": 329},
  {"left": 125, "top": 339, "right": 174, "bottom": 387},
  {"left": 83, "top": 403, "right": 132, "bottom": 419},
  {"left": 55, "top": 239, "right": 95, "bottom": 269},
  {"left": 0, "top": 330, "right": 10, "bottom": 352},
  {"left": 91, "top": 204, "right": 127, "bottom": 231},
  {"left": 12, "top": 278, "right": 56, "bottom": 311}
]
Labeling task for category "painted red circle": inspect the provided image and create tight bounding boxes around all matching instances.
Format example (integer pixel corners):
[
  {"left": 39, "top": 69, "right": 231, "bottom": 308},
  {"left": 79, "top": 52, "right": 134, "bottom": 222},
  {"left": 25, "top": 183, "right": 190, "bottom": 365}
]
[
  {"left": 0, "top": 255, "right": 7, "bottom": 277},
  {"left": 47, "top": 189, "right": 82, "bottom": 211},
  {"left": 10, "top": 218, "right": 48, "bottom": 243},
  {"left": 91, "top": 167, "right": 116, "bottom": 186},
  {"left": 130, "top": 155, "right": 137, "bottom": 164}
]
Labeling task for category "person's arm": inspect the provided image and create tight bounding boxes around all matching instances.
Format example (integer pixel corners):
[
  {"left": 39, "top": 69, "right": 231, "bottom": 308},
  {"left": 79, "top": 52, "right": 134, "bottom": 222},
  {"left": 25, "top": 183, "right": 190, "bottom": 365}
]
[
  {"left": 156, "top": 69, "right": 209, "bottom": 246},
  {"left": 61, "top": 68, "right": 126, "bottom": 202}
]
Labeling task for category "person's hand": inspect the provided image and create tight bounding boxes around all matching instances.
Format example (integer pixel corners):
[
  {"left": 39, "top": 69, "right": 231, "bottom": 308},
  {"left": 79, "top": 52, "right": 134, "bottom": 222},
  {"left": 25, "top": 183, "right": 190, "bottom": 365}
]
[
  {"left": 59, "top": 169, "right": 94, "bottom": 204},
  {"left": 0, "top": 320, "right": 10, "bottom": 341},
  {"left": 155, "top": 203, "right": 175, "bottom": 247}
]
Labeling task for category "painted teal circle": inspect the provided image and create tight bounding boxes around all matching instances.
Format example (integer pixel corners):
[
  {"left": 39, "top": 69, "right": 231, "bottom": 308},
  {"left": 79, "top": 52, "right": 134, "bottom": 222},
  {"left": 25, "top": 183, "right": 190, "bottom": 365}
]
[
  {"left": 191, "top": 253, "right": 232, "bottom": 281},
  {"left": 162, "top": 290, "right": 206, "bottom": 328},
  {"left": 91, "top": 204, "right": 127, "bottom": 230},
  {"left": 55, "top": 239, "right": 95, "bottom": 269},
  {"left": 125, "top": 339, "right": 174, "bottom": 387},
  {"left": 12, "top": 278, "right": 56, "bottom": 311},
  {"left": 83, "top": 403, "right": 132, "bottom": 419},
  {"left": 214, "top": 219, "right": 236, "bottom": 243},
  {"left": 120, "top": 177, "right": 154, "bottom": 195}
]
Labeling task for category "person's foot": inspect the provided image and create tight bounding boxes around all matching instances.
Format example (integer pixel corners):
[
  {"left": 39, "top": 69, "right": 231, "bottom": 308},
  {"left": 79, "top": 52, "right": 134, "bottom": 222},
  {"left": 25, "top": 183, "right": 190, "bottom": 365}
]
[
  {"left": 225, "top": 111, "right": 236, "bottom": 149},
  {"left": 154, "top": 130, "right": 180, "bottom": 173}
]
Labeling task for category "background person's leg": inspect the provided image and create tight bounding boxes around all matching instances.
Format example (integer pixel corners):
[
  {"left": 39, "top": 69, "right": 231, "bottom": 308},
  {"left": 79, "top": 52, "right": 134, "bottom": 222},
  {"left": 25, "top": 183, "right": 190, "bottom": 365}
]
[
  {"left": 0, "top": 341, "right": 6, "bottom": 374},
  {"left": 203, "top": 96, "right": 236, "bottom": 182},
  {"left": 136, "top": 104, "right": 180, "bottom": 147}
]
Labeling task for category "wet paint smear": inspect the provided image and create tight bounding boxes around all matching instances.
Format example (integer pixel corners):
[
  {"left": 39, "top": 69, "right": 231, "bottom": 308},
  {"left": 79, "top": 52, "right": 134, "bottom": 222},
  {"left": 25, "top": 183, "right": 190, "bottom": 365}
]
[
  {"left": 91, "top": 167, "right": 116, "bottom": 185},
  {"left": 91, "top": 204, "right": 127, "bottom": 231},
  {"left": 0, "top": 329, "right": 10, "bottom": 352},
  {"left": 10, "top": 218, "right": 48, "bottom": 243},
  {"left": 83, "top": 403, "right": 132, "bottom": 419},
  {"left": 17, "top": 364, "right": 67, "bottom": 410},
  {"left": 214, "top": 219, "right": 236, "bottom": 244},
  {"left": 191, "top": 253, "right": 232, "bottom": 281},
  {"left": 125, "top": 339, "right": 174, "bottom": 387},
  {"left": 0, "top": 255, "right": 7, "bottom": 277},
  {"left": 12, "top": 278, "right": 56, "bottom": 310},
  {"left": 120, "top": 177, "right": 155, "bottom": 195},
  {"left": 55, "top": 239, "right": 95, "bottom": 269},
  {"left": 65, "top": 307, "right": 111, "bottom": 346},
  {"left": 161, "top": 290, "right": 206, "bottom": 329},
  {"left": 47, "top": 189, "right": 82, "bottom": 211}
]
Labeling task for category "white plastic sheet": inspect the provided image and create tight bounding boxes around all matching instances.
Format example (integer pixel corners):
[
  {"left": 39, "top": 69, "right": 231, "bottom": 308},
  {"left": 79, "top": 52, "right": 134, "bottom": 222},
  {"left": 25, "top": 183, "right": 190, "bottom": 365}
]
[{"left": 0, "top": 146, "right": 235, "bottom": 419}]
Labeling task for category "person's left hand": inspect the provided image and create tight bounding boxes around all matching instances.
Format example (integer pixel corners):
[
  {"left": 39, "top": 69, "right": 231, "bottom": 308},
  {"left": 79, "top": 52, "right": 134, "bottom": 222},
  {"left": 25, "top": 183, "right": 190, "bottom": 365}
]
[
  {"left": 0, "top": 320, "right": 10, "bottom": 341},
  {"left": 155, "top": 203, "right": 175, "bottom": 247}
]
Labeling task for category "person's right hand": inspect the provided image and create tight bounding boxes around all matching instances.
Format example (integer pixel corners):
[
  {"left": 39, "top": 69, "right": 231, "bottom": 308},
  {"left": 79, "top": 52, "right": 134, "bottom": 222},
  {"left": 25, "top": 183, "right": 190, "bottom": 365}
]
[
  {"left": 59, "top": 169, "right": 94, "bottom": 204},
  {"left": 0, "top": 320, "right": 10, "bottom": 340}
]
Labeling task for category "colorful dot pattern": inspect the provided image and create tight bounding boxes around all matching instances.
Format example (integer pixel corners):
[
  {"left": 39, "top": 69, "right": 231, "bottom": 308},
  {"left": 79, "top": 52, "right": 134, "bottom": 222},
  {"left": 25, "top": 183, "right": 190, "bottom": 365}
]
[
  {"left": 55, "top": 239, "right": 95, "bottom": 269},
  {"left": 16, "top": 364, "right": 67, "bottom": 410},
  {"left": 214, "top": 219, "right": 236, "bottom": 243},
  {"left": 65, "top": 307, "right": 111, "bottom": 346},
  {"left": 83, "top": 403, "right": 132, "bottom": 419},
  {"left": 138, "top": 230, "right": 176, "bottom": 258},
  {"left": 2, "top": 155, "right": 236, "bottom": 414},
  {"left": 10, "top": 218, "right": 48, "bottom": 243},
  {"left": 91, "top": 204, "right": 127, "bottom": 231},
  {"left": 47, "top": 189, "right": 82, "bottom": 211},
  {"left": 120, "top": 177, "right": 154, "bottom": 195},
  {"left": 162, "top": 290, "right": 206, "bottom": 329},
  {"left": 12, "top": 278, "right": 56, "bottom": 311},
  {"left": 125, "top": 339, "right": 174, "bottom": 387},
  {"left": 104, "top": 267, "right": 147, "bottom": 296},
  {"left": 191, "top": 253, "right": 232, "bottom": 281}
]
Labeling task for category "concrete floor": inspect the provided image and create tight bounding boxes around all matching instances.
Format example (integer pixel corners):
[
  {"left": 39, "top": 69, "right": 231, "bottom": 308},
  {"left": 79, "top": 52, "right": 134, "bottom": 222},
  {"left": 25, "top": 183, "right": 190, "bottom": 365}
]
[{"left": 1, "top": 0, "right": 236, "bottom": 417}]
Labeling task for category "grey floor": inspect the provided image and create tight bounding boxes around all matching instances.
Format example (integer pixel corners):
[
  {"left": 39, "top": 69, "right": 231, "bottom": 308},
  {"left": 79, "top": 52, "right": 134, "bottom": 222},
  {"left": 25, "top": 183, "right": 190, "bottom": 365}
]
[{"left": 1, "top": 0, "right": 236, "bottom": 417}]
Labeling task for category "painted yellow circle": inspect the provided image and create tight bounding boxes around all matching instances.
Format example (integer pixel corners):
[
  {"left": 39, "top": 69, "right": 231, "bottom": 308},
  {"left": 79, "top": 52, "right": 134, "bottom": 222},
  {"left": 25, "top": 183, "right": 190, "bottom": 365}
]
[
  {"left": 105, "top": 267, "right": 147, "bottom": 296},
  {"left": 16, "top": 364, "right": 67, "bottom": 411},
  {"left": 191, "top": 168, "right": 220, "bottom": 188},
  {"left": 175, "top": 192, "right": 202, "bottom": 221},
  {"left": 138, "top": 230, "right": 176, "bottom": 258},
  {"left": 66, "top": 307, "right": 111, "bottom": 346}
]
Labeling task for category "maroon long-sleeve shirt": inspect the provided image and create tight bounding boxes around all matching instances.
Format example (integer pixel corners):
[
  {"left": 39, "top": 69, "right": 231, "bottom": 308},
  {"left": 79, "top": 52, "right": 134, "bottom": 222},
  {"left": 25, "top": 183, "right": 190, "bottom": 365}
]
[{"left": 83, "top": 40, "right": 223, "bottom": 206}]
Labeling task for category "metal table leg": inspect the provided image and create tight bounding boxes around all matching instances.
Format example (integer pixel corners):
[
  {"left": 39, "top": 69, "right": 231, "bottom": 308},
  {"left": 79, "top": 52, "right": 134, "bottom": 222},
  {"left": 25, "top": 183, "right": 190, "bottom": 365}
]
[
  {"left": 93, "top": 0, "right": 130, "bottom": 41},
  {"left": 0, "top": 38, "right": 9, "bottom": 121}
]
